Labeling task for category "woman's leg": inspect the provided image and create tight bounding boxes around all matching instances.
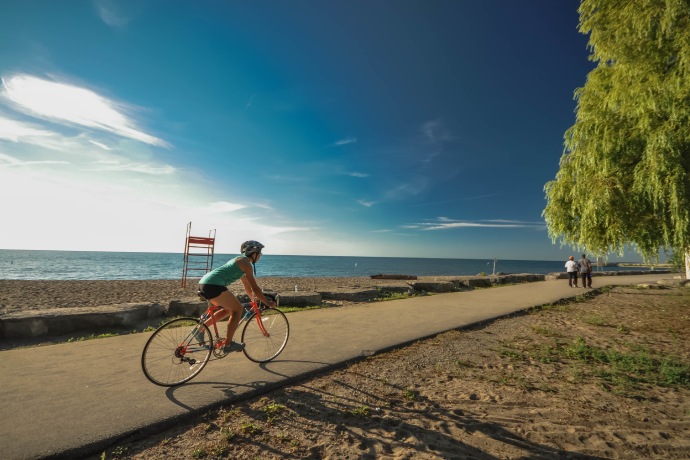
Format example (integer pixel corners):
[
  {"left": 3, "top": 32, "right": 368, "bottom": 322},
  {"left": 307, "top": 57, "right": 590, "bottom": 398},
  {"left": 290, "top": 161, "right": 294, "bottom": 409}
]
[{"left": 208, "top": 290, "right": 244, "bottom": 344}]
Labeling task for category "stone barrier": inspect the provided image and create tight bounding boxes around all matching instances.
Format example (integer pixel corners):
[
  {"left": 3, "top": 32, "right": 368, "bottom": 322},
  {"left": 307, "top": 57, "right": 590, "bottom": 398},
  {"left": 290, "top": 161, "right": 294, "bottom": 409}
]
[
  {"left": 410, "top": 281, "right": 455, "bottom": 293},
  {"left": 0, "top": 303, "right": 165, "bottom": 340},
  {"left": 274, "top": 292, "right": 322, "bottom": 307},
  {"left": 316, "top": 288, "right": 379, "bottom": 302}
]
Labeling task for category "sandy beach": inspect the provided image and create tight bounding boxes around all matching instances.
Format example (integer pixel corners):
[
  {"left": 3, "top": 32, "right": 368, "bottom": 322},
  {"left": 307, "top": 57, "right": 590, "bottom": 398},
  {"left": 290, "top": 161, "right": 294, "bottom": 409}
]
[{"left": 0, "top": 276, "right": 470, "bottom": 315}]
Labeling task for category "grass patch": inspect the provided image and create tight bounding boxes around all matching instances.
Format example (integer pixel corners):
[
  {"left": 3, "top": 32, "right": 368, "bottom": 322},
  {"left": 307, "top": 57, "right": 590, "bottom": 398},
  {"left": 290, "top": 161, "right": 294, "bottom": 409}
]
[
  {"left": 580, "top": 314, "right": 609, "bottom": 327},
  {"left": 375, "top": 291, "right": 412, "bottom": 302},
  {"left": 563, "top": 337, "right": 690, "bottom": 392}
]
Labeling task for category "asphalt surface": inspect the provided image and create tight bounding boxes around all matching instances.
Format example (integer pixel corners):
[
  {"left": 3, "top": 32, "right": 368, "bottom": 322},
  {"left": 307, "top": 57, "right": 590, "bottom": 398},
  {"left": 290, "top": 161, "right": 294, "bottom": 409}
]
[{"left": 0, "top": 273, "right": 672, "bottom": 459}]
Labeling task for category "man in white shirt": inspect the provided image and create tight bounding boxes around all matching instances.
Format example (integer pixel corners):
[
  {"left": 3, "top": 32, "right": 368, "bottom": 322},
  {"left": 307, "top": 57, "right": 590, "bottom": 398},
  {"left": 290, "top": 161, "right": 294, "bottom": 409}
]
[{"left": 565, "top": 256, "right": 579, "bottom": 287}]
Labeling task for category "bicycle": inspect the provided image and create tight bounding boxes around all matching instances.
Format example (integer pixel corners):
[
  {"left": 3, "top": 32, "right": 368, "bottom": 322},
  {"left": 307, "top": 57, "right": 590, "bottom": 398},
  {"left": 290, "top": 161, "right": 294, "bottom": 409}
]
[{"left": 141, "top": 293, "right": 289, "bottom": 386}]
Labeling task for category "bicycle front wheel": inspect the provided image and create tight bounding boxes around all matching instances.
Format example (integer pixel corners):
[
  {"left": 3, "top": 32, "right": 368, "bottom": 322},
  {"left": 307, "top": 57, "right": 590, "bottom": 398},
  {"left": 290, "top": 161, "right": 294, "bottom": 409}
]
[
  {"left": 241, "top": 308, "right": 290, "bottom": 363},
  {"left": 141, "top": 318, "right": 212, "bottom": 386}
]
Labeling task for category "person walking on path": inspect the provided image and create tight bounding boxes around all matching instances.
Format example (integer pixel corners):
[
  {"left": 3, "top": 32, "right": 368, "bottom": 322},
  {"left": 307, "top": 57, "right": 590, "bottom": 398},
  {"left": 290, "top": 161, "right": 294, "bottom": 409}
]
[
  {"left": 565, "top": 256, "right": 579, "bottom": 287},
  {"left": 578, "top": 254, "right": 593, "bottom": 288},
  {"left": 197, "top": 240, "right": 276, "bottom": 353}
]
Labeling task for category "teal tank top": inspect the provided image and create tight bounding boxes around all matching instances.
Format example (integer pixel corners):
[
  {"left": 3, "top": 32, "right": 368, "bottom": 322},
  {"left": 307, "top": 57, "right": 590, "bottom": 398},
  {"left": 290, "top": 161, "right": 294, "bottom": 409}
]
[{"left": 199, "top": 257, "right": 246, "bottom": 286}]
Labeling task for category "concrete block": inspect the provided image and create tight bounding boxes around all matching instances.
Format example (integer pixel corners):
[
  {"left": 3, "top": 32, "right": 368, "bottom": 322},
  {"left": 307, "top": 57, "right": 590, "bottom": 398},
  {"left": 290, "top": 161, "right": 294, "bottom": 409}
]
[
  {"left": 465, "top": 278, "right": 493, "bottom": 288},
  {"left": 167, "top": 300, "right": 205, "bottom": 317},
  {"left": 318, "top": 289, "right": 379, "bottom": 301},
  {"left": 410, "top": 281, "right": 455, "bottom": 293},
  {"left": 276, "top": 292, "right": 322, "bottom": 307},
  {"left": 377, "top": 285, "right": 414, "bottom": 296}
]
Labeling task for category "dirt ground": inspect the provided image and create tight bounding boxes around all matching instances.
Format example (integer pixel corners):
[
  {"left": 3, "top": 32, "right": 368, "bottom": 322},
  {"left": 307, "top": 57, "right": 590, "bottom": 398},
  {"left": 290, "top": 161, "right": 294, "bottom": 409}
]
[{"left": 95, "top": 285, "right": 690, "bottom": 460}]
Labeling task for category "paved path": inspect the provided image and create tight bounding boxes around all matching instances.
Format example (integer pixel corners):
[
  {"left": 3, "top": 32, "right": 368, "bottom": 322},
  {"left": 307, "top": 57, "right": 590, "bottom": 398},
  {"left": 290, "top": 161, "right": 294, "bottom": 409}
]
[{"left": 0, "top": 273, "right": 672, "bottom": 459}]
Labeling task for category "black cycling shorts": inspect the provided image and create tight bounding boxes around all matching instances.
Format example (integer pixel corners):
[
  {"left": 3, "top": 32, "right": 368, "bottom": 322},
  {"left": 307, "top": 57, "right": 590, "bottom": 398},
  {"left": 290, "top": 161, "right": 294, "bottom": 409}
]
[{"left": 198, "top": 284, "right": 228, "bottom": 300}]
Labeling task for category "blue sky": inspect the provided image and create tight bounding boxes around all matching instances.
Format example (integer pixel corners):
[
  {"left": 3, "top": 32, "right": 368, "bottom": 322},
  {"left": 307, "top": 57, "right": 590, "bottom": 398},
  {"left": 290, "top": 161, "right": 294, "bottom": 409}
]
[{"left": 0, "top": 0, "right": 621, "bottom": 260}]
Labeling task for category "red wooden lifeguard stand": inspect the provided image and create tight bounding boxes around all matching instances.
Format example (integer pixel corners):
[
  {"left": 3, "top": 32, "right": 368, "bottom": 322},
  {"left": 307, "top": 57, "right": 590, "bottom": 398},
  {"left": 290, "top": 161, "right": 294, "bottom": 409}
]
[{"left": 181, "top": 222, "right": 216, "bottom": 287}]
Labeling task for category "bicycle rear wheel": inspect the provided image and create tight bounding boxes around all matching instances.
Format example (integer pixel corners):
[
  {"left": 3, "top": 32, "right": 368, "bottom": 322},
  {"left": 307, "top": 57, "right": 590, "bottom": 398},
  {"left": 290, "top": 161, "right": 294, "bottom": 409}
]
[
  {"left": 141, "top": 318, "right": 212, "bottom": 386},
  {"left": 241, "top": 308, "right": 289, "bottom": 363}
]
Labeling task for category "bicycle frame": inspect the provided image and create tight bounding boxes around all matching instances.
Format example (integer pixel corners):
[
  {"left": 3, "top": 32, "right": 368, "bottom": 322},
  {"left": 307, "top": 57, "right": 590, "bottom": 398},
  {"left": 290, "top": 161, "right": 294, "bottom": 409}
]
[{"left": 197, "top": 299, "right": 273, "bottom": 348}]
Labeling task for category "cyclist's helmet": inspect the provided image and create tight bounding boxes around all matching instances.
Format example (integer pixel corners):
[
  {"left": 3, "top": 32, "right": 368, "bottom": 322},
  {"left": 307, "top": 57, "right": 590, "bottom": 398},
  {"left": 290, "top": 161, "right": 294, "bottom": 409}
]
[{"left": 241, "top": 240, "right": 264, "bottom": 257}]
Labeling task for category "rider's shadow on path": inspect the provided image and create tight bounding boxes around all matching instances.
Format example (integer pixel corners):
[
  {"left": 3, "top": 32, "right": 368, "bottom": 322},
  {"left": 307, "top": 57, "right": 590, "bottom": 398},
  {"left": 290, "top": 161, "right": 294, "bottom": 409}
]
[{"left": 163, "top": 358, "right": 332, "bottom": 411}]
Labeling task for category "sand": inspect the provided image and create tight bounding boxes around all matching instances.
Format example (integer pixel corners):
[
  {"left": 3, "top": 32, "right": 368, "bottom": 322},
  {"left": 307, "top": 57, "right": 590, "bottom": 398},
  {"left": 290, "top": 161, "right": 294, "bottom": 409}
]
[{"left": 0, "top": 276, "right": 421, "bottom": 315}]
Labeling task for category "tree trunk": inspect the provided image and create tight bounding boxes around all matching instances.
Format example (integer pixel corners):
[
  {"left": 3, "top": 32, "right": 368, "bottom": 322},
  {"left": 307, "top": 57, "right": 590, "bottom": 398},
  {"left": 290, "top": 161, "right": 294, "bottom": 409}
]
[{"left": 685, "top": 251, "right": 690, "bottom": 280}]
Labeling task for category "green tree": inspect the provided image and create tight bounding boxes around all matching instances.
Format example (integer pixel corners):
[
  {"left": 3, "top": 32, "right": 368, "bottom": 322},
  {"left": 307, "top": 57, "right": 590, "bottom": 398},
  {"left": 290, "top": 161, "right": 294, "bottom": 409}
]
[{"left": 543, "top": 0, "right": 690, "bottom": 277}]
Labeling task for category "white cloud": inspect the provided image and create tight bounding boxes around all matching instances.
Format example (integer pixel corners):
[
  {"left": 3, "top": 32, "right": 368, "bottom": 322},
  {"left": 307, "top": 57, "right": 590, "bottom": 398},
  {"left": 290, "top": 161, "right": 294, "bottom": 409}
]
[
  {"left": 0, "top": 116, "right": 55, "bottom": 142},
  {"left": 0, "top": 152, "right": 69, "bottom": 167},
  {"left": 83, "top": 161, "right": 175, "bottom": 175},
  {"left": 421, "top": 119, "right": 454, "bottom": 144},
  {"left": 89, "top": 140, "right": 112, "bottom": 150},
  {"left": 409, "top": 218, "right": 546, "bottom": 231},
  {"left": 358, "top": 199, "right": 376, "bottom": 207},
  {"left": 334, "top": 137, "right": 357, "bottom": 146},
  {"left": 94, "top": 0, "right": 131, "bottom": 28},
  {"left": 2, "top": 75, "right": 168, "bottom": 147},
  {"left": 206, "top": 201, "right": 246, "bottom": 214},
  {"left": 348, "top": 171, "right": 369, "bottom": 178}
]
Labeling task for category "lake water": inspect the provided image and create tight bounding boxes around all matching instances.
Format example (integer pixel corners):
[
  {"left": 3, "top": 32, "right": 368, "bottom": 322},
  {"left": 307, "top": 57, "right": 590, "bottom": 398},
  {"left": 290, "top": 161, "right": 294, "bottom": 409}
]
[{"left": 0, "top": 249, "right": 643, "bottom": 280}]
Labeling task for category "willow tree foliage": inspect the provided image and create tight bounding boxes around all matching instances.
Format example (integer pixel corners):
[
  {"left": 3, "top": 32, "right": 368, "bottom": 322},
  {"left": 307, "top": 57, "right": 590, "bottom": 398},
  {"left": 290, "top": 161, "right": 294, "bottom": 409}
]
[{"left": 544, "top": 0, "right": 690, "bottom": 272}]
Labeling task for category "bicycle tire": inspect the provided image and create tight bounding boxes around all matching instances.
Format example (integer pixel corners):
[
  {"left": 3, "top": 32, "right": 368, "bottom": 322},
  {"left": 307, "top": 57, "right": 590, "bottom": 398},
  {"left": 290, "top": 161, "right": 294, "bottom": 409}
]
[
  {"left": 241, "top": 308, "right": 290, "bottom": 363},
  {"left": 141, "top": 318, "right": 212, "bottom": 386}
]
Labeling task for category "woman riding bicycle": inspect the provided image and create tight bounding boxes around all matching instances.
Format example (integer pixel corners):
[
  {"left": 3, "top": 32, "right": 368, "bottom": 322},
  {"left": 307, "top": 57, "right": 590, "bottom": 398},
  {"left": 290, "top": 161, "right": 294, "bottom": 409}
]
[{"left": 197, "top": 240, "right": 276, "bottom": 353}]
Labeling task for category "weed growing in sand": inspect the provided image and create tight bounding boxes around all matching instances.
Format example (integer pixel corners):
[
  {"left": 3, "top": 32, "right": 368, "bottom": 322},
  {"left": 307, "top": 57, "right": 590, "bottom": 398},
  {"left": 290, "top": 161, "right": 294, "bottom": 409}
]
[
  {"left": 220, "top": 427, "right": 236, "bottom": 442},
  {"left": 580, "top": 314, "right": 609, "bottom": 326},
  {"left": 351, "top": 405, "right": 370, "bottom": 417},
  {"left": 498, "top": 346, "right": 524, "bottom": 362},
  {"left": 403, "top": 389, "right": 417, "bottom": 401},
  {"left": 103, "top": 445, "right": 128, "bottom": 459},
  {"left": 240, "top": 421, "right": 262, "bottom": 434},
  {"left": 531, "top": 325, "right": 563, "bottom": 337},
  {"left": 191, "top": 448, "right": 207, "bottom": 459},
  {"left": 454, "top": 359, "right": 473, "bottom": 368},
  {"left": 263, "top": 402, "right": 287, "bottom": 421}
]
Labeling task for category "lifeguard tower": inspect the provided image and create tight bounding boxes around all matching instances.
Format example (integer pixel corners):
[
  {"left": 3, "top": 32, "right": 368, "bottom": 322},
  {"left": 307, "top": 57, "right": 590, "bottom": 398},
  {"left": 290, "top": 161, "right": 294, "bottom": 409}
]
[{"left": 181, "top": 222, "right": 216, "bottom": 287}]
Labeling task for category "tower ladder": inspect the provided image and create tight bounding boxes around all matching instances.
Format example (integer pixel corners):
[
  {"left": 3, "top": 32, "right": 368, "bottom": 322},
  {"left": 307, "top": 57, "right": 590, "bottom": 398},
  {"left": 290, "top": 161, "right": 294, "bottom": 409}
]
[{"left": 181, "top": 222, "right": 216, "bottom": 288}]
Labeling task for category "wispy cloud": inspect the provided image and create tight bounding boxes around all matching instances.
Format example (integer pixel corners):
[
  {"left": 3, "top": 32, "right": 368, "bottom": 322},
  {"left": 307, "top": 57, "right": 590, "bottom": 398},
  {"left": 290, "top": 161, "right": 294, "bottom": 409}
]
[
  {"left": 245, "top": 94, "right": 255, "bottom": 109},
  {"left": 348, "top": 171, "right": 369, "bottom": 178},
  {"left": 0, "top": 152, "right": 69, "bottom": 167},
  {"left": 384, "top": 178, "right": 429, "bottom": 200},
  {"left": 94, "top": 0, "right": 130, "bottom": 28},
  {"left": 410, "top": 193, "right": 501, "bottom": 207},
  {"left": 84, "top": 161, "right": 175, "bottom": 175},
  {"left": 2, "top": 75, "right": 168, "bottom": 147},
  {"left": 334, "top": 137, "right": 357, "bottom": 146},
  {"left": 89, "top": 140, "right": 112, "bottom": 150},
  {"left": 421, "top": 119, "right": 454, "bottom": 144},
  {"left": 409, "top": 217, "right": 546, "bottom": 231},
  {"left": 0, "top": 116, "right": 55, "bottom": 142},
  {"left": 206, "top": 201, "right": 246, "bottom": 214},
  {"left": 358, "top": 199, "right": 377, "bottom": 207}
]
